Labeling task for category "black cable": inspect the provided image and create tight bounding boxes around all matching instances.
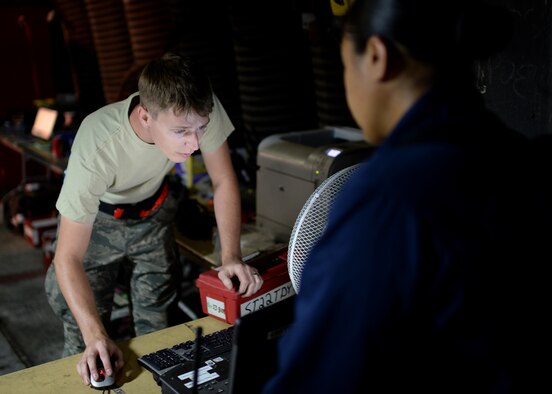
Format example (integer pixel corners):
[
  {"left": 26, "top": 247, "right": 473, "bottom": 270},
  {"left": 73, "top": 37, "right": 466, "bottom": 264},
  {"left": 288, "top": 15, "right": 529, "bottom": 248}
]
[{"left": 192, "top": 326, "right": 203, "bottom": 394}]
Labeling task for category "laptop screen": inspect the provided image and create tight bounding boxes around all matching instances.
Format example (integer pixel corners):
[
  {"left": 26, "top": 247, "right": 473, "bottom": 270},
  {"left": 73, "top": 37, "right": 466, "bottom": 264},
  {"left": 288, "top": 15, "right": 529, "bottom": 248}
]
[
  {"left": 31, "top": 107, "right": 58, "bottom": 140},
  {"left": 157, "top": 296, "right": 295, "bottom": 393},
  {"left": 228, "top": 296, "right": 295, "bottom": 393}
]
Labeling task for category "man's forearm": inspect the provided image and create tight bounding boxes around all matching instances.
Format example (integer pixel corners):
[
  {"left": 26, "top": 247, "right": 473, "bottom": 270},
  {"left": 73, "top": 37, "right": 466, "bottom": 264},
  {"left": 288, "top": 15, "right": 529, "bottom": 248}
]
[
  {"left": 212, "top": 181, "right": 242, "bottom": 263},
  {"left": 55, "top": 257, "right": 108, "bottom": 343}
]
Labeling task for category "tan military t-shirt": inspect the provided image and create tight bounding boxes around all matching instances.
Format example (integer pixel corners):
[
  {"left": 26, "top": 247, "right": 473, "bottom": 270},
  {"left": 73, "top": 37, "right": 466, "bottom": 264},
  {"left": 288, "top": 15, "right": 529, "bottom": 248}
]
[{"left": 56, "top": 92, "right": 233, "bottom": 224}]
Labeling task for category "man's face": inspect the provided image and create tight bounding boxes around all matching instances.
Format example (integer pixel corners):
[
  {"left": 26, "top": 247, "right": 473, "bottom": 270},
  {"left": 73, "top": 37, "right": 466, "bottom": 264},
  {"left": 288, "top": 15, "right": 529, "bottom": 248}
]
[{"left": 149, "top": 108, "right": 209, "bottom": 163}]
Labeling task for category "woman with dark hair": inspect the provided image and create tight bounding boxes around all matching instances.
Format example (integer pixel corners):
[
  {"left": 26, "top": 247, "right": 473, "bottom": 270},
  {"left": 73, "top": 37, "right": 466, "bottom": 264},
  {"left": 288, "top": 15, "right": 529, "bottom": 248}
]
[{"left": 263, "top": 0, "right": 544, "bottom": 392}]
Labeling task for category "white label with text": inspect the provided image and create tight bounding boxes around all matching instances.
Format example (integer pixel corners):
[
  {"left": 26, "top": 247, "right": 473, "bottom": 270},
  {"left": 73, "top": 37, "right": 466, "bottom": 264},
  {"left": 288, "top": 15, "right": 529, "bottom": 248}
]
[
  {"left": 206, "top": 297, "right": 226, "bottom": 319},
  {"left": 240, "top": 282, "right": 295, "bottom": 316}
]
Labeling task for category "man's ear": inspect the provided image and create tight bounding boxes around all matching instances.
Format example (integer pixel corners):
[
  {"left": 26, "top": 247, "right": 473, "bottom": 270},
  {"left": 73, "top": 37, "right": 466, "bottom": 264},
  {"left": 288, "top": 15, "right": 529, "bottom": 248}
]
[
  {"left": 365, "top": 35, "right": 401, "bottom": 81},
  {"left": 136, "top": 104, "right": 151, "bottom": 127}
]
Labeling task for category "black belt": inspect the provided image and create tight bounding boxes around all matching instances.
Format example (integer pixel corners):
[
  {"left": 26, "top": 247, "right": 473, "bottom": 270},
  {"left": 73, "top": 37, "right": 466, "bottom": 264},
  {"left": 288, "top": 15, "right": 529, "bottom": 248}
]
[{"left": 98, "top": 179, "right": 169, "bottom": 219}]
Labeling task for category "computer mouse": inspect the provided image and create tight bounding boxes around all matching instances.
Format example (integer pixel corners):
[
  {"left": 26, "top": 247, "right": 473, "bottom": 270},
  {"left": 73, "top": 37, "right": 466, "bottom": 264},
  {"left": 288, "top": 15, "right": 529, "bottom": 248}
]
[{"left": 90, "top": 357, "right": 116, "bottom": 389}]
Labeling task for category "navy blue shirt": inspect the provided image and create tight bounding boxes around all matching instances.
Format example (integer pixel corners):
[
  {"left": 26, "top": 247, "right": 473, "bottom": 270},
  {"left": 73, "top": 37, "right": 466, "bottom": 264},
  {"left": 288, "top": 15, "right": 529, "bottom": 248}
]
[{"left": 262, "top": 87, "right": 542, "bottom": 393}]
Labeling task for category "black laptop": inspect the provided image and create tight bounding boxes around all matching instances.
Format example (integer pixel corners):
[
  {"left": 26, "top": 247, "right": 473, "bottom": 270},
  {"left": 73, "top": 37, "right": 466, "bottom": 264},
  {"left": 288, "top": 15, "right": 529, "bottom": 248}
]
[{"left": 155, "top": 296, "right": 295, "bottom": 394}]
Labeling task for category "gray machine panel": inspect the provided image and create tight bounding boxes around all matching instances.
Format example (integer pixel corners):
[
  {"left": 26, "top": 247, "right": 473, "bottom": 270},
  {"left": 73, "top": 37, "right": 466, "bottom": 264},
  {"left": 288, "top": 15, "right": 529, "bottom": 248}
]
[
  {"left": 256, "top": 127, "right": 375, "bottom": 242},
  {"left": 256, "top": 166, "right": 315, "bottom": 241}
]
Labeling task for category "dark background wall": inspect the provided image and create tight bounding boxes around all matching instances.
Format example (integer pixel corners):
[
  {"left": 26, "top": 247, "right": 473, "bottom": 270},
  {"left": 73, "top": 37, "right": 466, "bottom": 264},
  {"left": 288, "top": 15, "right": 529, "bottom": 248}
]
[
  {"left": 479, "top": 0, "right": 552, "bottom": 139},
  {"left": 0, "top": 2, "right": 57, "bottom": 120},
  {"left": 0, "top": 0, "right": 550, "bottom": 146},
  {"left": 0, "top": 0, "right": 354, "bottom": 153}
]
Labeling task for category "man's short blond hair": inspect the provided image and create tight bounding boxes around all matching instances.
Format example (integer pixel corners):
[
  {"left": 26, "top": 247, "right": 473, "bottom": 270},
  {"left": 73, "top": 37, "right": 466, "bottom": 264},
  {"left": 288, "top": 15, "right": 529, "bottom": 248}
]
[{"left": 138, "top": 52, "right": 214, "bottom": 119}]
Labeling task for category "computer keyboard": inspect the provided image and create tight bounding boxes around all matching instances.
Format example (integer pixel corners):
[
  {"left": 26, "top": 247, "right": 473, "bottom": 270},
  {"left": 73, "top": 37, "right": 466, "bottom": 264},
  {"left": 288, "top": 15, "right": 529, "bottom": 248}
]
[{"left": 138, "top": 326, "right": 234, "bottom": 376}]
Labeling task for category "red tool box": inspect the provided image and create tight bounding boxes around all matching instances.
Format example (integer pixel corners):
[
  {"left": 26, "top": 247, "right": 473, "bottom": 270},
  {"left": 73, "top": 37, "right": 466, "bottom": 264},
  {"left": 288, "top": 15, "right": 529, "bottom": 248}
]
[{"left": 195, "top": 248, "right": 295, "bottom": 324}]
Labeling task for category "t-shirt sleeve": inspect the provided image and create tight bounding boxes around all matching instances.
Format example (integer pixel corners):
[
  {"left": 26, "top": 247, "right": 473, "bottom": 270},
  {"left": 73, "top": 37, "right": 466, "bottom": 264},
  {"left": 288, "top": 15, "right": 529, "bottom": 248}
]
[
  {"left": 55, "top": 118, "right": 112, "bottom": 224},
  {"left": 56, "top": 155, "right": 110, "bottom": 224},
  {"left": 199, "top": 94, "right": 234, "bottom": 152}
]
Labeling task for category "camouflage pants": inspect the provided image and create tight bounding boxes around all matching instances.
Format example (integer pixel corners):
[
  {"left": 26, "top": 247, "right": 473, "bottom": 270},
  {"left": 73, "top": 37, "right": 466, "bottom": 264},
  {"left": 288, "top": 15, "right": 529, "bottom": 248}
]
[{"left": 45, "top": 195, "right": 180, "bottom": 356}]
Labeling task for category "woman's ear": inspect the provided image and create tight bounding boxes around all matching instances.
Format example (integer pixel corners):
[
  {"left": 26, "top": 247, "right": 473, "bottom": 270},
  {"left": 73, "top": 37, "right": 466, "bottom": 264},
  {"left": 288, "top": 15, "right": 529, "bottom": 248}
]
[
  {"left": 364, "top": 36, "right": 388, "bottom": 81},
  {"left": 365, "top": 35, "right": 402, "bottom": 81}
]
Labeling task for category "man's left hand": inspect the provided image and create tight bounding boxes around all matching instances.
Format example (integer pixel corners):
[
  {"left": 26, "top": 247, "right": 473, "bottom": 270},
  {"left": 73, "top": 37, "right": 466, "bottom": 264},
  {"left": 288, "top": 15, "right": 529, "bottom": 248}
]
[{"left": 217, "top": 260, "right": 263, "bottom": 297}]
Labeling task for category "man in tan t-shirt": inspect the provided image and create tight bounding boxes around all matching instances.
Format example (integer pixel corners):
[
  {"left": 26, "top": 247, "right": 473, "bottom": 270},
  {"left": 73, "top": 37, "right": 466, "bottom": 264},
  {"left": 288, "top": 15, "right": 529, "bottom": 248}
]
[{"left": 45, "top": 53, "right": 263, "bottom": 386}]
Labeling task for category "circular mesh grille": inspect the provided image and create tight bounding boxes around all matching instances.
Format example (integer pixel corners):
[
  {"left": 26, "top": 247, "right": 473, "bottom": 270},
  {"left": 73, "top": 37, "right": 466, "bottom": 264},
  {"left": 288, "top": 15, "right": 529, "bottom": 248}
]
[{"left": 288, "top": 164, "right": 361, "bottom": 292}]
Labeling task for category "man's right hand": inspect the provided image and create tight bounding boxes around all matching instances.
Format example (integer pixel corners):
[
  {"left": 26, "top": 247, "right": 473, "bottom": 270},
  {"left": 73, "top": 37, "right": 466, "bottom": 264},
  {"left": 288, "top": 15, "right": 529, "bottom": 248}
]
[{"left": 77, "top": 334, "right": 124, "bottom": 386}]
